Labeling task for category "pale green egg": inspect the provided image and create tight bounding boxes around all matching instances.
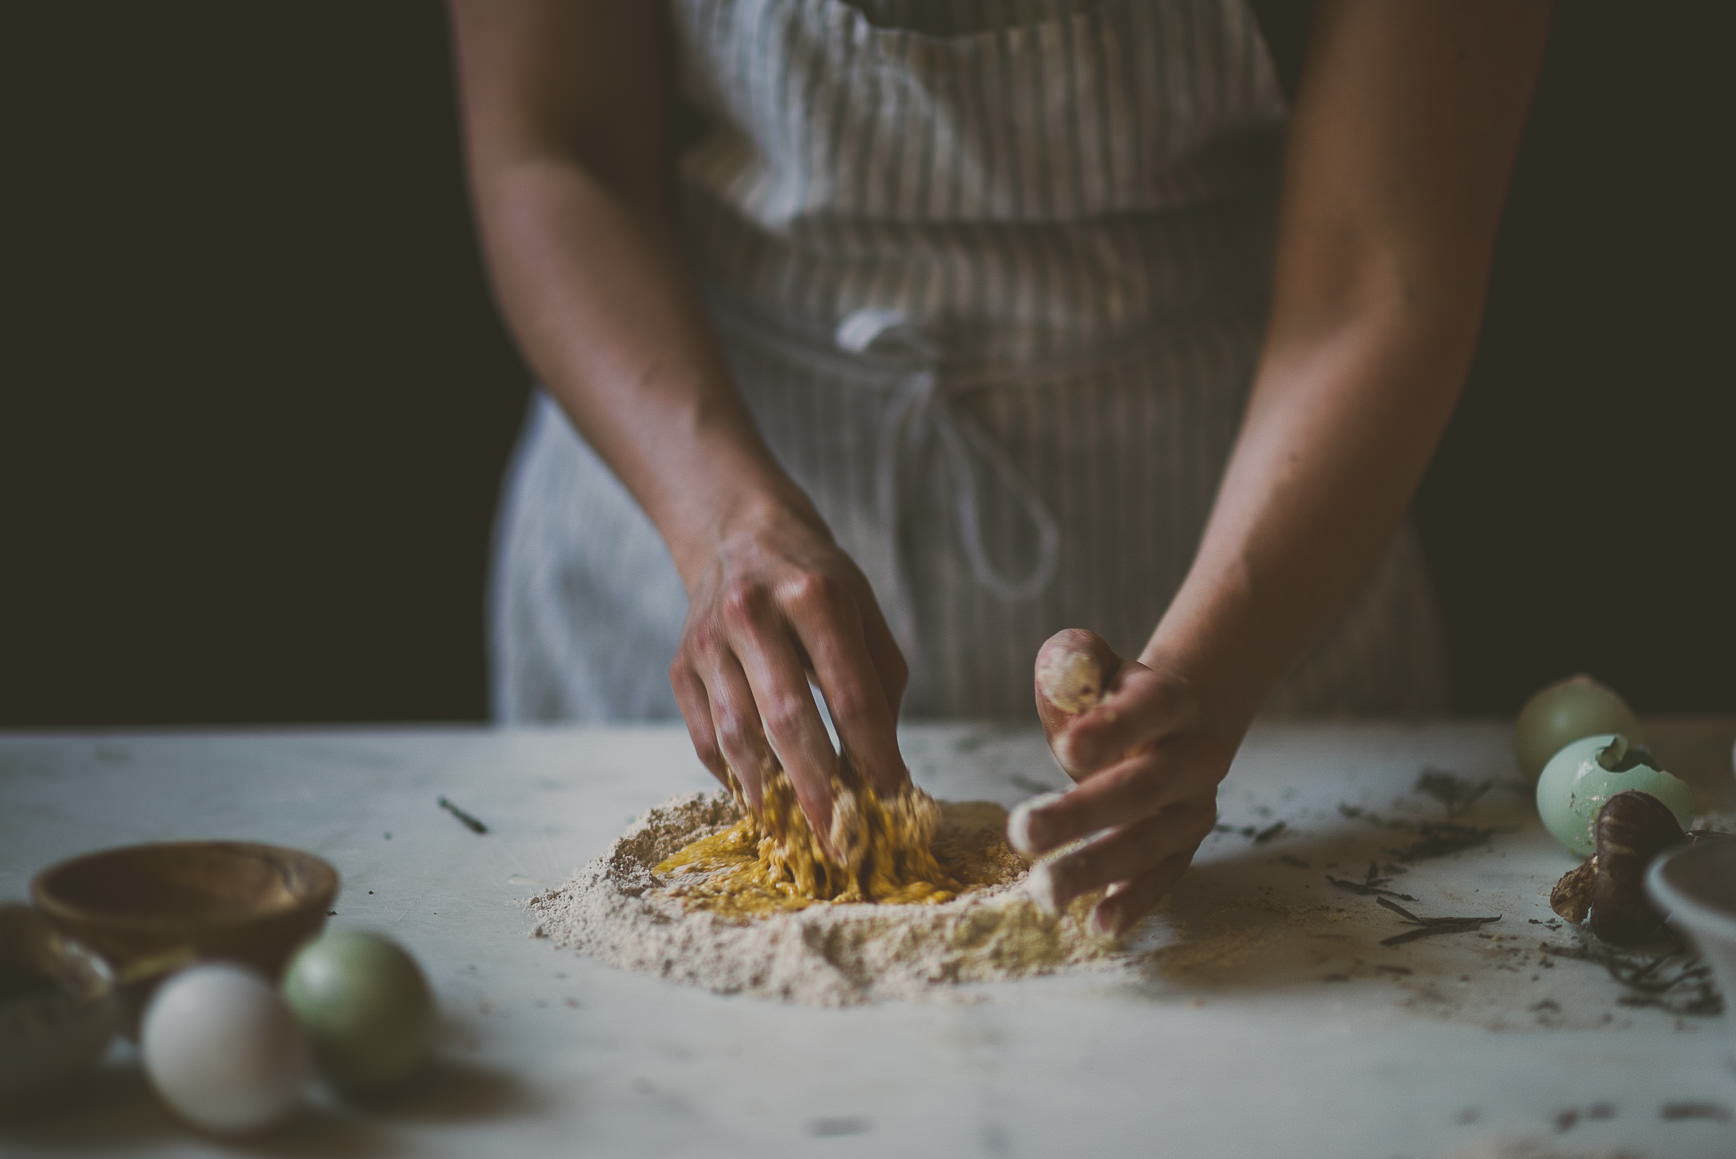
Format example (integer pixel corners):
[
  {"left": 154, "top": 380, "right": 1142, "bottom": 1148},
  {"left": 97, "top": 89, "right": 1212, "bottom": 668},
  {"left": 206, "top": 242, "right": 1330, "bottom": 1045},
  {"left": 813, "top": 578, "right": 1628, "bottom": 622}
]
[
  {"left": 281, "top": 931, "right": 434, "bottom": 1092},
  {"left": 1513, "top": 674, "right": 1643, "bottom": 782},
  {"left": 1534, "top": 733, "right": 1694, "bottom": 857}
]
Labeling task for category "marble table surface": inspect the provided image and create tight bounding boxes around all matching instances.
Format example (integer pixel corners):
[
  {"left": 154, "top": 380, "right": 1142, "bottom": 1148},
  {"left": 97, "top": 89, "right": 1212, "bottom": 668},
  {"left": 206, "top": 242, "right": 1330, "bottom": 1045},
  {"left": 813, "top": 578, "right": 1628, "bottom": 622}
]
[{"left": 2, "top": 719, "right": 1734, "bottom": 1159}]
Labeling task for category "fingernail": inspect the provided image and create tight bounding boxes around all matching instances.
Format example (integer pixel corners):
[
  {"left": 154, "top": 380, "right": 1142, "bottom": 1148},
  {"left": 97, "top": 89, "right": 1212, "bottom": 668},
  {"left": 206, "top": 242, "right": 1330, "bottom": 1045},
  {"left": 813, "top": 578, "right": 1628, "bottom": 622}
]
[
  {"left": 1089, "top": 904, "right": 1118, "bottom": 938},
  {"left": 1007, "top": 791, "right": 1065, "bottom": 856},
  {"left": 1035, "top": 643, "right": 1105, "bottom": 713},
  {"left": 1026, "top": 861, "right": 1063, "bottom": 916}
]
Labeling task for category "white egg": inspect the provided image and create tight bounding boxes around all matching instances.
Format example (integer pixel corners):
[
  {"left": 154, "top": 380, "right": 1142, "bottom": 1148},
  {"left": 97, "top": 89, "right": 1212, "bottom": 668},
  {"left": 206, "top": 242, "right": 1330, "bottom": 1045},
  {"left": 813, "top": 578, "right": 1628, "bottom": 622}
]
[{"left": 140, "top": 962, "right": 309, "bottom": 1134}]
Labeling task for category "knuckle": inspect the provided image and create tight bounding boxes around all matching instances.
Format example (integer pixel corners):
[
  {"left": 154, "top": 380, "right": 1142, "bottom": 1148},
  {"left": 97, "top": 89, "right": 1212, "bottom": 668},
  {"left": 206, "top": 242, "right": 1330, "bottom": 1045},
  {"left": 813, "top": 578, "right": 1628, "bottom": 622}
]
[
  {"left": 682, "top": 621, "right": 727, "bottom": 662},
  {"left": 760, "top": 693, "right": 812, "bottom": 740},
  {"left": 713, "top": 710, "right": 754, "bottom": 755},
  {"left": 824, "top": 685, "right": 871, "bottom": 729},
  {"left": 783, "top": 570, "right": 842, "bottom": 616},
  {"left": 719, "top": 581, "right": 762, "bottom": 627}
]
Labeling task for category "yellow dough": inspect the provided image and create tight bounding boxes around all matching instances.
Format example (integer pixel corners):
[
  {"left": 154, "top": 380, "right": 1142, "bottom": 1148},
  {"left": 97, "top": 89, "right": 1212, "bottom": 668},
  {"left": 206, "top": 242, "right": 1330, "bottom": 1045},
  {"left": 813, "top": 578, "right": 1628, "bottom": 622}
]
[{"left": 653, "top": 763, "right": 1019, "bottom": 922}]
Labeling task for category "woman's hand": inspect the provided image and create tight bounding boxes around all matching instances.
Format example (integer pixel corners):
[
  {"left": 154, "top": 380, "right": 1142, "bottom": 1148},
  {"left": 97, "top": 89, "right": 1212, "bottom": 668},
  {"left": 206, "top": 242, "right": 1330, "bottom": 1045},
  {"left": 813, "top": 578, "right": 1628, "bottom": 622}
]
[
  {"left": 669, "top": 498, "right": 910, "bottom": 848},
  {"left": 1009, "top": 629, "right": 1242, "bottom": 936}
]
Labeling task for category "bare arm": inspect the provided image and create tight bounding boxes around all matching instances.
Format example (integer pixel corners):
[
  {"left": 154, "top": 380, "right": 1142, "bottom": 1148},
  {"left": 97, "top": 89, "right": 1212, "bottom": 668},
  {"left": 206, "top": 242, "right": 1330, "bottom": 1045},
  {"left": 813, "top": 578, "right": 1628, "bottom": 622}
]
[
  {"left": 1016, "top": 0, "right": 1553, "bottom": 933},
  {"left": 449, "top": 1, "right": 908, "bottom": 834},
  {"left": 1149, "top": 0, "right": 1552, "bottom": 725}
]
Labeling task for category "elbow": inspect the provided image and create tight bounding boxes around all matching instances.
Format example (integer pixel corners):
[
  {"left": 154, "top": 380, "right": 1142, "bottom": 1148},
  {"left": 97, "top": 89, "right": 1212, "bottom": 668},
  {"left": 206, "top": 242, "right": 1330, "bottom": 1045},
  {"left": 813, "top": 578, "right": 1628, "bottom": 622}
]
[
  {"left": 1270, "top": 224, "right": 1497, "bottom": 378},
  {"left": 470, "top": 146, "right": 668, "bottom": 232}
]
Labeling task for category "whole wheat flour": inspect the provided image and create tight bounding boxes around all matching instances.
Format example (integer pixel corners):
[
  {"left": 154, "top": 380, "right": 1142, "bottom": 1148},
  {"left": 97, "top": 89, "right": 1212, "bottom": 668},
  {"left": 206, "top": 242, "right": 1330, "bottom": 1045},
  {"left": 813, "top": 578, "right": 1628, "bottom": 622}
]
[{"left": 526, "top": 791, "right": 1122, "bottom": 1005}]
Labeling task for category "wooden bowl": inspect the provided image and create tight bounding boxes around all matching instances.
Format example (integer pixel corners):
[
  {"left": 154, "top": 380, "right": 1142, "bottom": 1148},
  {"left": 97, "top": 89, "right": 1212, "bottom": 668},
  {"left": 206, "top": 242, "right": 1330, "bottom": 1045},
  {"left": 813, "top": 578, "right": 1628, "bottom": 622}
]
[{"left": 30, "top": 841, "right": 339, "bottom": 984}]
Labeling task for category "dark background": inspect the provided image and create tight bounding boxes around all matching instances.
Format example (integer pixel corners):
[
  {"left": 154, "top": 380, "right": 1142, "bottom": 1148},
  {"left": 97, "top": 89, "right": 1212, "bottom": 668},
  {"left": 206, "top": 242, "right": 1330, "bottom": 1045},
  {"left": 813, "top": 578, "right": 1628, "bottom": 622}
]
[{"left": 3, "top": 3, "right": 1729, "bottom": 728}]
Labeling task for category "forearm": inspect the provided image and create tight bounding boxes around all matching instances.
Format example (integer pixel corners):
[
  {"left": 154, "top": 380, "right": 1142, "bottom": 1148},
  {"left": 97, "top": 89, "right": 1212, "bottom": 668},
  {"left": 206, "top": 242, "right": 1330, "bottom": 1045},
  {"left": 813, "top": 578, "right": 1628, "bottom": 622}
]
[
  {"left": 471, "top": 159, "right": 814, "bottom": 586},
  {"left": 1144, "top": 302, "right": 1475, "bottom": 733}
]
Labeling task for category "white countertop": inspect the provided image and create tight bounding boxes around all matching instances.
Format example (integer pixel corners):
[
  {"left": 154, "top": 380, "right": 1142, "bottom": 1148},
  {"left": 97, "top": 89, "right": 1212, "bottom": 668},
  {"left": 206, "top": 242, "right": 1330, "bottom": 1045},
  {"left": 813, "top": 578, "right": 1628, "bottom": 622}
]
[{"left": 3, "top": 720, "right": 1734, "bottom": 1158}]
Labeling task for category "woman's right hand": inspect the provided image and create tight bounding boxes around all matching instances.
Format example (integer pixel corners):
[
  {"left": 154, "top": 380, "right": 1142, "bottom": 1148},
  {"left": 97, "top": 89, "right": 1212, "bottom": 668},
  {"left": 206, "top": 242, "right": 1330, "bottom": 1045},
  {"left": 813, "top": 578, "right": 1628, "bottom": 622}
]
[{"left": 668, "top": 497, "right": 910, "bottom": 849}]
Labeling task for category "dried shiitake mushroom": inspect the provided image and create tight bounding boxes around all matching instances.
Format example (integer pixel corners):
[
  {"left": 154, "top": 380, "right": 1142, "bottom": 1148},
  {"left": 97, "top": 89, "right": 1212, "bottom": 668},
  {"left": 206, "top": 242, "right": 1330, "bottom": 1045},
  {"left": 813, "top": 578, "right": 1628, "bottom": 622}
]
[{"left": 1549, "top": 789, "right": 1689, "bottom": 946}]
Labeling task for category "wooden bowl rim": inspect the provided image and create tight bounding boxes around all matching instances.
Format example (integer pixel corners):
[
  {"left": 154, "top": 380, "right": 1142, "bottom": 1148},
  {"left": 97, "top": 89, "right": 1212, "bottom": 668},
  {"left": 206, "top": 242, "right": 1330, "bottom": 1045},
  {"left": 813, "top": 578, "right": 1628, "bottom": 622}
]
[{"left": 29, "top": 840, "right": 339, "bottom": 935}]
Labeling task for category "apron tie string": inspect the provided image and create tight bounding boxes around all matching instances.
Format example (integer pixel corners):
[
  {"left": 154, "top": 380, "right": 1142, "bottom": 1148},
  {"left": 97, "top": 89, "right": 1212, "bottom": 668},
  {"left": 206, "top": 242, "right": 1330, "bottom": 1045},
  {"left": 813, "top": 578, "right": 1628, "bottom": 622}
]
[{"left": 838, "top": 309, "right": 1061, "bottom": 643}]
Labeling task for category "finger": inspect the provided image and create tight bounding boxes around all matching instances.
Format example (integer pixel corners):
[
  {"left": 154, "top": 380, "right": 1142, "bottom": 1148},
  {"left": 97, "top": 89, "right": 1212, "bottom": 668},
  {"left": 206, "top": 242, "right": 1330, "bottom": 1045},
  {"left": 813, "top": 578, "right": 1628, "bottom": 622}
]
[
  {"left": 857, "top": 585, "right": 909, "bottom": 715},
  {"left": 786, "top": 579, "right": 907, "bottom": 797},
  {"left": 724, "top": 588, "right": 841, "bottom": 849},
  {"left": 1033, "top": 628, "right": 1122, "bottom": 736},
  {"left": 1036, "top": 629, "right": 1184, "bottom": 779},
  {"left": 670, "top": 661, "right": 732, "bottom": 792},
  {"left": 697, "top": 652, "right": 777, "bottom": 813},
  {"left": 1090, "top": 852, "right": 1197, "bottom": 937},
  {"left": 1008, "top": 735, "right": 1217, "bottom": 856},
  {"left": 1026, "top": 803, "right": 1215, "bottom": 916},
  {"left": 1052, "top": 662, "right": 1196, "bottom": 778}
]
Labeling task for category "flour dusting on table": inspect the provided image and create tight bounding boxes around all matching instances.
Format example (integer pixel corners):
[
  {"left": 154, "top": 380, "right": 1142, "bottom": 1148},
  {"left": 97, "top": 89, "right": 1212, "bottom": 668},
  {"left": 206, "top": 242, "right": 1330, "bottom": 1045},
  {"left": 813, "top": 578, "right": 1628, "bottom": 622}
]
[{"left": 526, "top": 791, "right": 1121, "bottom": 1005}]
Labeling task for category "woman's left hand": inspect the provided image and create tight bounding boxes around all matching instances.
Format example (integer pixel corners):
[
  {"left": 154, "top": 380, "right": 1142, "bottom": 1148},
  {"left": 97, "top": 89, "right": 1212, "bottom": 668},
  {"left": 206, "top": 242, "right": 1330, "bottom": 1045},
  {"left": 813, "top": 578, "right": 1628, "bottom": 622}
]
[{"left": 1008, "top": 628, "right": 1243, "bottom": 937}]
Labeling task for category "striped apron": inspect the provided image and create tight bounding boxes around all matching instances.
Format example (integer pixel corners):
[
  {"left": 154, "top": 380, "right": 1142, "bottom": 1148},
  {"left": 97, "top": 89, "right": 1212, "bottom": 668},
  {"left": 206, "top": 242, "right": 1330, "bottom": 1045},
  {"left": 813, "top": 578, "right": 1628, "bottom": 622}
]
[{"left": 488, "top": 0, "right": 1449, "bottom": 722}]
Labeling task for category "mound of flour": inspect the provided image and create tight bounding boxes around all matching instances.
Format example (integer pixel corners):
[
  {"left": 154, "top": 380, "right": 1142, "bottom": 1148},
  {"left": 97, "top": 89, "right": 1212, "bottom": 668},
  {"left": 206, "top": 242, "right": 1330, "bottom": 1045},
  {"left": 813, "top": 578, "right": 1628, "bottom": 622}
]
[{"left": 527, "top": 791, "right": 1121, "bottom": 1005}]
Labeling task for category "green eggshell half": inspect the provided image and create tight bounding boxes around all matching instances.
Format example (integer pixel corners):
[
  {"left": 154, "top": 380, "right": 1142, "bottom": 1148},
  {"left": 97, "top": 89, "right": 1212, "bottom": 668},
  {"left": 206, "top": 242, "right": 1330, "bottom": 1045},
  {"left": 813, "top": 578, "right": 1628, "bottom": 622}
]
[
  {"left": 1534, "top": 733, "right": 1694, "bottom": 858},
  {"left": 282, "top": 930, "right": 435, "bottom": 1091}
]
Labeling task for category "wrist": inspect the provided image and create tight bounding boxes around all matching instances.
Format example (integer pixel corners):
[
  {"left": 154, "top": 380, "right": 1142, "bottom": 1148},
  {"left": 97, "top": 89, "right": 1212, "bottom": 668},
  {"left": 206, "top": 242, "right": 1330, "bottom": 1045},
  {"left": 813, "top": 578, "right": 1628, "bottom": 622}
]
[
  {"left": 1139, "top": 573, "right": 1275, "bottom": 745},
  {"left": 656, "top": 465, "right": 827, "bottom": 590}
]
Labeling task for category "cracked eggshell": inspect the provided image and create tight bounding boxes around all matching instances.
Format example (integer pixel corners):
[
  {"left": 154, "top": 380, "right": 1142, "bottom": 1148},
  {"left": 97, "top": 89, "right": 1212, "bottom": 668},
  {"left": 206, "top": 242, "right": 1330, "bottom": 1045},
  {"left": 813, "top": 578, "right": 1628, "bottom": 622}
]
[{"left": 1535, "top": 734, "right": 1694, "bottom": 858}]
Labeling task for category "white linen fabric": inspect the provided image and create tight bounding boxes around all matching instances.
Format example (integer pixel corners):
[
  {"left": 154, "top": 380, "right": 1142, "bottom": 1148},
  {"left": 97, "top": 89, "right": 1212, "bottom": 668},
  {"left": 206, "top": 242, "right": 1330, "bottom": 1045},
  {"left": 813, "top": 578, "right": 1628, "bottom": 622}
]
[{"left": 489, "top": 0, "right": 1449, "bottom": 722}]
